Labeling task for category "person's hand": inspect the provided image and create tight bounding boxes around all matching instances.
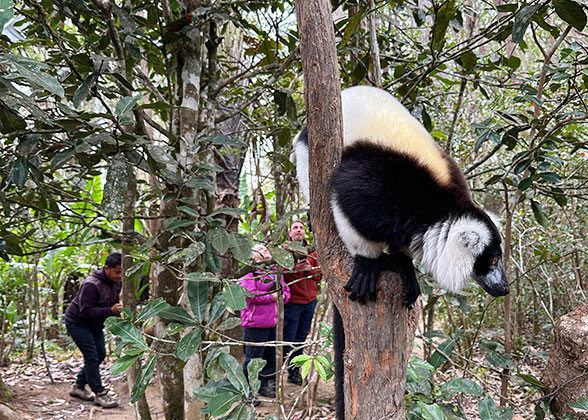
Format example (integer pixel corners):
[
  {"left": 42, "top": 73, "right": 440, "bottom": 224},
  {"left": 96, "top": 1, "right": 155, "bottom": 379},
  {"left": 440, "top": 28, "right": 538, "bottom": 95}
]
[
  {"left": 294, "top": 259, "right": 311, "bottom": 271},
  {"left": 271, "top": 293, "right": 278, "bottom": 302},
  {"left": 111, "top": 303, "right": 123, "bottom": 315}
]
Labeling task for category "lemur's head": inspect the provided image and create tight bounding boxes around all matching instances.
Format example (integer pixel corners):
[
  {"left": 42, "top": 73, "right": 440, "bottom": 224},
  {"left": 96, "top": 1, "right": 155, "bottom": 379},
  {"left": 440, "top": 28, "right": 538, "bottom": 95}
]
[{"left": 420, "top": 209, "right": 509, "bottom": 297}]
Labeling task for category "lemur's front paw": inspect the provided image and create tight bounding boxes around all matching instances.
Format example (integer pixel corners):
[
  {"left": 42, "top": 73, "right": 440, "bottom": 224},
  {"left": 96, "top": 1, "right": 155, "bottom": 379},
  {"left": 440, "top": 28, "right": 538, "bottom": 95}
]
[
  {"left": 402, "top": 290, "right": 419, "bottom": 309},
  {"left": 344, "top": 256, "right": 380, "bottom": 304}
]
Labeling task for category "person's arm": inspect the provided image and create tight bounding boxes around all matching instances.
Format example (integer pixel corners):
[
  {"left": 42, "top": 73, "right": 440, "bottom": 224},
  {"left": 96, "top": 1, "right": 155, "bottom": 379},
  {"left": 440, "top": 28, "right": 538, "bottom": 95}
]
[
  {"left": 78, "top": 284, "right": 116, "bottom": 318},
  {"left": 308, "top": 252, "right": 322, "bottom": 282},
  {"left": 281, "top": 275, "right": 291, "bottom": 304}
]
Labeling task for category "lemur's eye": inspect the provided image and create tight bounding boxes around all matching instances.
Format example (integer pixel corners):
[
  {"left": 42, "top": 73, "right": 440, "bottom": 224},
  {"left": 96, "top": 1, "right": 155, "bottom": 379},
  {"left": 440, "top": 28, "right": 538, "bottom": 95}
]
[{"left": 491, "top": 257, "right": 499, "bottom": 265}]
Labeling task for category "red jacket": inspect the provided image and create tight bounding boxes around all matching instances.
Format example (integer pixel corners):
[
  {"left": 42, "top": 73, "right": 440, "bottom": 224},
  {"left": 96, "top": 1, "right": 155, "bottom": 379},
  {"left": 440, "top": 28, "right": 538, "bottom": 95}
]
[{"left": 283, "top": 251, "right": 322, "bottom": 304}]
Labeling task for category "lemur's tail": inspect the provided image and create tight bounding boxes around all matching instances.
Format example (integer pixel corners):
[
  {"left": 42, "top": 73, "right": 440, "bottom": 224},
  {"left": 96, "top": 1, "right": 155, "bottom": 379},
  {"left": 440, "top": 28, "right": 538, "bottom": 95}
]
[
  {"left": 291, "top": 126, "right": 310, "bottom": 202},
  {"left": 333, "top": 304, "right": 345, "bottom": 420}
]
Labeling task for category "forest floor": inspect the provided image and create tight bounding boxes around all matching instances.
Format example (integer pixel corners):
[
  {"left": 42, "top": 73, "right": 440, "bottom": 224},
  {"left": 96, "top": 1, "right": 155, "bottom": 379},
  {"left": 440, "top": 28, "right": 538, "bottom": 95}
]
[{"left": 0, "top": 351, "right": 336, "bottom": 420}]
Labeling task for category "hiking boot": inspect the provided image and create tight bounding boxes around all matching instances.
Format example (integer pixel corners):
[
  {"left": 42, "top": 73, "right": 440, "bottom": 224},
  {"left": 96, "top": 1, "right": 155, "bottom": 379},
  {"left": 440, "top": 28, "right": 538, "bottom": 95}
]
[
  {"left": 69, "top": 384, "right": 94, "bottom": 401},
  {"left": 94, "top": 390, "right": 118, "bottom": 408},
  {"left": 258, "top": 384, "right": 276, "bottom": 398},
  {"left": 287, "top": 371, "right": 303, "bottom": 386}
]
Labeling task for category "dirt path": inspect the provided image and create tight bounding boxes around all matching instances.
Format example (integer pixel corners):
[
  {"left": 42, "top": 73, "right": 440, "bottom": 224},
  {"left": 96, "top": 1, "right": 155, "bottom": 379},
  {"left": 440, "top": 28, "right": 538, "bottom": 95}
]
[{"left": 1, "top": 353, "right": 335, "bottom": 420}]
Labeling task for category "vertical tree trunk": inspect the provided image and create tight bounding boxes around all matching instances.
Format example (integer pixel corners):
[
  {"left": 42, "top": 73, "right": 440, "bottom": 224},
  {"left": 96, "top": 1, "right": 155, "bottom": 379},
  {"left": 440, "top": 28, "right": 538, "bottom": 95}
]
[
  {"left": 121, "top": 166, "right": 152, "bottom": 420},
  {"left": 296, "top": 2, "right": 419, "bottom": 418},
  {"left": 153, "top": 201, "right": 185, "bottom": 420}
]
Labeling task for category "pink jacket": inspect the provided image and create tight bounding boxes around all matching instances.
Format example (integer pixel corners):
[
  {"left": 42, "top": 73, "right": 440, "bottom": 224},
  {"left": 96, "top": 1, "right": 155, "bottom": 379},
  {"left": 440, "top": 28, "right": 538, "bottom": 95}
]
[{"left": 239, "top": 269, "right": 290, "bottom": 329}]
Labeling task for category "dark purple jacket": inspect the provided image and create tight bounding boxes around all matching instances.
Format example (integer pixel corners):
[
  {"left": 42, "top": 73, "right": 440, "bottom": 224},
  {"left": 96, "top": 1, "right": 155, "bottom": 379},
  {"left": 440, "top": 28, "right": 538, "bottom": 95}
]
[{"left": 65, "top": 268, "right": 122, "bottom": 331}]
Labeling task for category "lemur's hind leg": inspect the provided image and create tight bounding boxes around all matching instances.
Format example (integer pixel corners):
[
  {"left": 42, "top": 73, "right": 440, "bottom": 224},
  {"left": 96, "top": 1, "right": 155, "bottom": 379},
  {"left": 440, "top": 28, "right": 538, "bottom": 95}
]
[
  {"left": 344, "top": 256, "right": 381, "bottom": 303},
  {"left": 380, "top": 251, "right": 421, "bottom": 309}
]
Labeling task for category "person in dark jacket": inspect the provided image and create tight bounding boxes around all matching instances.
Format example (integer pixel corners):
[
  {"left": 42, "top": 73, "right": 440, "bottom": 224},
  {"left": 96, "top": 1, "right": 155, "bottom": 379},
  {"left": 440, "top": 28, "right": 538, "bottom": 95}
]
[
  {"left": 282, "top": 221, "right": 322, "bottom": 385},
  {"left": 65, "top": 252, "right": 122, "bottom": 408}
]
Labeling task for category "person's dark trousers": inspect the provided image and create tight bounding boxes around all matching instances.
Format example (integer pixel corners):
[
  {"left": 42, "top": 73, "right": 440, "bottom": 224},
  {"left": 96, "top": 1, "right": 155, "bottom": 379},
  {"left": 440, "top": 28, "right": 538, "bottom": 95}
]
[
  {"left": 66, "top": 322, "right": 106, "bottom": 394},
  {"left": 242, "top": 327, "right": 277, "bottom": 387},
  {"left": 283, "top": 299, "right": 317, "bottom": 375}
]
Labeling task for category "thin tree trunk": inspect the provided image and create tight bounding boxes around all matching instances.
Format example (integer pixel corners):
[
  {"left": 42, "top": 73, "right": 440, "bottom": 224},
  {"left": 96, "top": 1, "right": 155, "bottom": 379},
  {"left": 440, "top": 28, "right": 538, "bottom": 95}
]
[
  {"left": 296, "top": 2, "right": 418, "bottom": 418},
  {"left": 121, "top": 166, "right": 152, "bottom": 420}
]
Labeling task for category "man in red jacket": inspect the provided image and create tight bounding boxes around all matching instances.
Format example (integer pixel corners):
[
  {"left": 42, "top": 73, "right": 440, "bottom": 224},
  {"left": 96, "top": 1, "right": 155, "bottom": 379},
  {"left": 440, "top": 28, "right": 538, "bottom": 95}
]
[{"left": 283, "top": 221, "right": 322, "bottom": 385}]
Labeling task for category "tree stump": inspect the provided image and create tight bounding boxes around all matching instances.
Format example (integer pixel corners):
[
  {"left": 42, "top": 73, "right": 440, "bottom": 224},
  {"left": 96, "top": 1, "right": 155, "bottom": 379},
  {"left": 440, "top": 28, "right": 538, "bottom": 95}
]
[{"left": 541, "top": 302, "right": 588, "bottom": 419}]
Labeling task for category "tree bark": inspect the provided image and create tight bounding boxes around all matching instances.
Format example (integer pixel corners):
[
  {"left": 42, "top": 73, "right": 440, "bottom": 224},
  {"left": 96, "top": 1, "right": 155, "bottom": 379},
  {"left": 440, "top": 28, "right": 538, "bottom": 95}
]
[
  {"left": 121, "top": 166, "right": 152, "bottom": 420},
  {"left": 295, "top": 1, "right": 419, "bottom": 418},
  {"left": 541, "top": 302, "right": 588, "bottom": 419}
]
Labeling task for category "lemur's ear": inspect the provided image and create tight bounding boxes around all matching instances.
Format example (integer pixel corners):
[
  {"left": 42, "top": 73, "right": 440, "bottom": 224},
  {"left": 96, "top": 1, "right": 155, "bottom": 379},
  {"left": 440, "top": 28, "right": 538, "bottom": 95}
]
[
  {"left": 485, "top": 210, "right": 501, "bottom": 229},
  {"left": 457, "top": 231, "right": 482, "bottom": 253}
]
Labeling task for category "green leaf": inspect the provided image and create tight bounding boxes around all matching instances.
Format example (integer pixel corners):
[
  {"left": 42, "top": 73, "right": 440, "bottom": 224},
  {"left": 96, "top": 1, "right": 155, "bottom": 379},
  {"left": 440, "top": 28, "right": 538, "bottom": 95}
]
[
  {"left": 208, "top": 228, "right": 231, "bottom": 255},
  {"left": 512, "top": 5, "right": 541, "bottom": 44},
  {"left": 1, "top": 54, "right": 64, "bottom": 97},
  {"left": 72, "top": 73, "right": 98, "bottom": 108},
  {"left": 105, "top": 318, "right": 149, "bottom": 351},
  {"left": 247, "top": 358, "right": 266, "bottom": 394},
  {"left": 223, "top": 284, "right": 247, "bottom": 311},
  {"left": 569, "top": 397, "right": 588, "bottom": 410},
  {"left": 185, "top": 242, "right": 206, "bottom": 267},
  {"left": 11, "top": 156, "right": 28, "bottom": 187},
  {"left": 457, "top": 51, "right": 477, "bottom": 73},
  {"left": 539, "top": 172, "right": 561, "bottom": 183},
  {"left": 432, "top": 0, "right": 456, "bottom": 50},
  {"left": 219, "top": 353, "right": 250, "bottom": 394},
  {"left": 110, "top": 354, "right": 142, "bottom": 376},
  {"left": 313, "top": 358, "right": 329, "bottom": 382},
  {"left": 115, "top": 95, "right": 144, "bottom": 117},
  {"left": 340, "top": 8, "right": 364, "bottom": 47},
  {"left": 517, "top": 374, "right": 548, "bottom": 390},
  {"left": 178, "top": 205, "right": 200, "bottom": 218},
  {"left": 553, "top": 0, "right": 587, "bottom": 31},
  {"left": 478, "top": 396, "right": 499, "bottom": 420},
  {"left": 0, "top": 0, "right": 14, "bottom": 32},
  {"left": 531, "top": 199, "right": 548, "bottom": 227},
  {"left": 409, "top": 358, "right": 436, "bottom": 371},
  {"left": 0, "top": 104, "right": 26, "bottom": 134},
  {"left": 518, "top": 177, "right": 533, "bottom": 191},
  {"left": 131, "top": 354, "right": 157, "bottom": 403},
  {"left": 102, "top": 154, "right": 128, "bottom": 220},
  {"left": 136, "top": 298, "right": 170, "bottom": 324},
  {"left": 159, "top": 306, "right": 196, "bottom": 325},
  {"left": 146, "top": 145, "right": 175, "bottom": 165},
  {"left": 429, "top": 338, "right": 455, "bottom": 369},
  {"left": 268, "top": 245, "right": 294, "bottom": 270},
  {"left": 225, "top": 403, "right": 248, "bottom": 420},
  {"left": 217, "top": 317, "right": 242, "bottom": 331},
  {"left": 418, "top": 402, "right": 446, "bottom": 420},
  {"left": 188, "top": 280, "right": 208, "bottom": 322},
  {"left": 208, "top": 392, "right": 241, "bottom": 417},
  {"left": 51, "top": 149, "right": 75, "bottom": 169},
  {"left": 229, "top": 234, "right": 252, "bottom": 263},
  {"left": 440, "top": 378, "right": 484, "bottom": 396},
  {"left": 175, "top": 327, "right": 202, "bottom": 362}
]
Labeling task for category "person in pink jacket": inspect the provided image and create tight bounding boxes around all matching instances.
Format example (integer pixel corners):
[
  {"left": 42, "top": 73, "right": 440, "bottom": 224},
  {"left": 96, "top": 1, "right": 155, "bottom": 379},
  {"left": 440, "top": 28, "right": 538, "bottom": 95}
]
[{"left": 240, "top": 244, "right": 290, "bottom": 398}]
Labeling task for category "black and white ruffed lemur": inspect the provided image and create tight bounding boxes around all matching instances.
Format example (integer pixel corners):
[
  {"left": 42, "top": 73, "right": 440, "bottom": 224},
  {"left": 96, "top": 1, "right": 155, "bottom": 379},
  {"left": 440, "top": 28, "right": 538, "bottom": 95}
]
[{"left": 292, "top": 85, "right": 509, "bottom": 420}]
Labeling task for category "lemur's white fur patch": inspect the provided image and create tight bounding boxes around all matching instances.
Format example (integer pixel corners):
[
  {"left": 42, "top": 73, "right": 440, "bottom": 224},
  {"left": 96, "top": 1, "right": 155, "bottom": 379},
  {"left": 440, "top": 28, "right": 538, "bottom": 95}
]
[
  {"left": 342, "top": 86, "right": 451, "bottom": 186},
  {"left": 410, "top": 216, "right": 491, "bottom": 293},
  {"left": 331, "top": 194, "right": 386, "bottom": 258},
  {"left": 292, "top": 131, "right": 310, "bottom": 202}
]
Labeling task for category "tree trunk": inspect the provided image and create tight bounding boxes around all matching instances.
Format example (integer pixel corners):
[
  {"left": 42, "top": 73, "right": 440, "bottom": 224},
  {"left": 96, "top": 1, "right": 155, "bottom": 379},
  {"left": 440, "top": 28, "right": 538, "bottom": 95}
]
[
  {"left": 296, "top": 1, "right": 418, "bottom": 418},
  {"left": 0, "top": 374, "right": 11, "bottom": 403},
  {"left": 121, "top": 166, "right": 152, "bottom": 420},
  {"left": 541, "top": 302, "right": 588, "bottom": 420},
  {"left": 153, "top": 198, "right": 185, "bottom": 420}
]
